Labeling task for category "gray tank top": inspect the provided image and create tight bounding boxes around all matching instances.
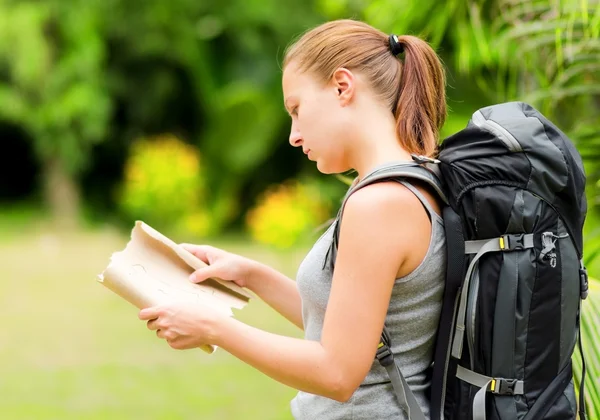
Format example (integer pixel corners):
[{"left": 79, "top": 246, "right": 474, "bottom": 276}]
[{"left": 291, "top": 178, "right": 446, "bottom": 420}]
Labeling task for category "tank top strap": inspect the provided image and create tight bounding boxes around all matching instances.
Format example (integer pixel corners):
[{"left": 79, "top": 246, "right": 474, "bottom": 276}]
[{"left": 396, "top": 180, "right": 442, "bottom": 223}]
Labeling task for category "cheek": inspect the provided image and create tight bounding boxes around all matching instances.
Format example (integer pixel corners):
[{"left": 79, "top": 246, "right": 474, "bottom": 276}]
[
  {"left": 302, "top": 93, "right": 339, "bottom": 132},
  {"left": 303, "top": 109, "right": 342, "bottom": 145}
]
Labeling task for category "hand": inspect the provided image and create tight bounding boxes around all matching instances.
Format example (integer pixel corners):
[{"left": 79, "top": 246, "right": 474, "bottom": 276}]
[
  {"left": 138, "top": 301, "right": 225, "bottom": 350},
  {"left": 181, "top": 244, "right": 257, "bottom": 289}
]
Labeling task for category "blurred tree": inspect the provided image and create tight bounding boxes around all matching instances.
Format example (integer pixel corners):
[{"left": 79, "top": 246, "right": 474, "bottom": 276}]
[
  {"left": 98, "top": 0, "right": 326, "bottom": 231},
  {"left": 0, "top": 0, "right": 111, "bottom": 228}
]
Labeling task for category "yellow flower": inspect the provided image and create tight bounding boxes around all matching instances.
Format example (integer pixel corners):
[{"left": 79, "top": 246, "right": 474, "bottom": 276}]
[
  {"left": 119, "top": 134, "right": 210, "bottom": 235},
  {"left": 246, "top": 180, "right": 330, "bottom": 248}
]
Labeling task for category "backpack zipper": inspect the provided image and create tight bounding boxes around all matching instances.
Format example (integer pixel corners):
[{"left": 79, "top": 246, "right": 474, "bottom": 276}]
[{"left": 471, "top": 110, "right": 523, "bottom": 152}]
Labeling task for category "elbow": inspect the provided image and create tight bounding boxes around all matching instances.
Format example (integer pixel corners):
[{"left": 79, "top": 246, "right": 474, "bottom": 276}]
[
  {"left": 324, "top": 371, "right": 360, "bottom": 403},
  {"left": 331, "top": 387, "right": 356, "bottom": 403}
]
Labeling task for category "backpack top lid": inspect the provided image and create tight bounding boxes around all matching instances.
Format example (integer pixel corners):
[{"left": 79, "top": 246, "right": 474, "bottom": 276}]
[{"left": 437, "top": 101, "right": 587, "bottom": 256}]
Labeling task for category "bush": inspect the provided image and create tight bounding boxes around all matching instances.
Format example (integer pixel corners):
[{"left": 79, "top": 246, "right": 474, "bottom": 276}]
[
  {"left": 118, "top": 134, "right": 212, "bottom": 237},
  {"left": 246, "top": 179, "right": 331, "bottom": 248}
]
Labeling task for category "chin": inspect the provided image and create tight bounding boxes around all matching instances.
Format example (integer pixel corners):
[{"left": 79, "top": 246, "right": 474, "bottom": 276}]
[{"left": 315, "top": 159, "right": 350, "bottom": 175}]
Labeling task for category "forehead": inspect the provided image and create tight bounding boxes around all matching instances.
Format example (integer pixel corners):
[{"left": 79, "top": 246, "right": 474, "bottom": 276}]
[{"left": 282, "top": 62, "right": 322, "bottom": 97}]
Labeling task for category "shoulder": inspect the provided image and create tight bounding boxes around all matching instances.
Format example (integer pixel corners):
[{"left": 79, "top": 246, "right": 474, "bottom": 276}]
[
  {"left": 337, "top": 179, "right": 435, "bottom": 277},
  {"left": 342, "top": 180, "right": 427, "bottom": 222},
  {"left": 338, "top": 180, "right": 432, "bottom": 250}
]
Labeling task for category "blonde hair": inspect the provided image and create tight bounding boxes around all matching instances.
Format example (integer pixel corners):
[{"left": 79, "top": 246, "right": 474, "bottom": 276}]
[{"left": 284, "top": 20, "right": 446, "bottom": 157}]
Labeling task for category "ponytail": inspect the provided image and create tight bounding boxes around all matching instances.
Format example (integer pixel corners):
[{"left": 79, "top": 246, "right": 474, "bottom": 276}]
[{"left": 393, "top": 36, "right": 446, "bottom": 157}]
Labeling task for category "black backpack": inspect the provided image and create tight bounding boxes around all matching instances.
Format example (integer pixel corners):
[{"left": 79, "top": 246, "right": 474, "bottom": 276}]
[{"left": 329, "top": 102, "right": 589, "bottom": 420}]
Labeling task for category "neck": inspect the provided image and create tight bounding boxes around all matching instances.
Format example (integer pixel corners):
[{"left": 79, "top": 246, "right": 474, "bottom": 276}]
[{"left": 348, "top": 110, "right": 413, "bottom": 180}]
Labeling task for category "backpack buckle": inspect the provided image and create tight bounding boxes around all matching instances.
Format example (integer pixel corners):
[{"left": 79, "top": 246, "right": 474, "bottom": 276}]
[
  {"left": 376, "top": 342, "right": 395, "bottom": 367},
  {"left": 510, "top": 234, "right": 526, "bottom": 250},
  {"left": 580, "top": 264, "right": 589, "bottom": 300},
  {"left": 490, "top": 378, "right": 518, "bottom": 395},
  {"left": 500, "top": 234, "right": 527, "bottom": 251}
]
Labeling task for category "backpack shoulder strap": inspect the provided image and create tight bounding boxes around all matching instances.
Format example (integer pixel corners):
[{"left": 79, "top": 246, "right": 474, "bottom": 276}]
[
  {"left": 322, "top": 161, "right": 447, "bottom": 270},
  {"left": 322, "top": 161, "right": 448, "bottom": 419},
  {"left": 351, "top": 162, "right": 448, "bottom": 205}
]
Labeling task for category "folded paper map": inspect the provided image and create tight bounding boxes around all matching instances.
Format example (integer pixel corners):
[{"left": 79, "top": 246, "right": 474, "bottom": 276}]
[{"left": 97, "top": 221, "right": 252, "bottom": 353}]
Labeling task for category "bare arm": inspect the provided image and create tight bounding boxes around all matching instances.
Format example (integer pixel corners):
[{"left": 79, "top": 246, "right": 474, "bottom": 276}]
[
  {"left": 212, "top": 182, "right": 431, "bottom": 400},
  {"left": 246, "top": 261, "right": 304, "bottom": 330},
  {"left": 154, "top": 183, "right": 432, "bottom": 400}
]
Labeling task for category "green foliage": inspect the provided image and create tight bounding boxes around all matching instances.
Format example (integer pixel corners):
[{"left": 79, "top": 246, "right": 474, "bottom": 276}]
[
  {"left": 95, "top": 0, "right": 327, "bottom": 229},
  {"left": 475, "top": 0, "right": 600, "bottom": 121},
  {"left": 0, "top": 0, "right": 111, "bottom": 175},
  {"left": 118, "top": 135, "right": 213, "bottom": 237},
  {"left": 573, "top": 278, "right": 600, "bottom": 419}
]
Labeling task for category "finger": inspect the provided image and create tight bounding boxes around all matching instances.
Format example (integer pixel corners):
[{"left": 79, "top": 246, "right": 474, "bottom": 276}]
[
  {"left": 180, "top": 244, "right": 214, "bottom": 264},
  {"left": 189, "top": 265, "right": 221, "bottom": 283},
  {"left": 156, "top": 329, "right": 174, "bottom": 341},
  {"left": 156, "top": 329, "right": 178, "bottom": 343},
  {"left": 139, "top": 307, "right": 160, "bottom": 320},
  {"left": 146, "top": 319, "right": 160, "bottom": 331},
  {"left": 169, "top": 338, "right": 186, "bottom": 350}
]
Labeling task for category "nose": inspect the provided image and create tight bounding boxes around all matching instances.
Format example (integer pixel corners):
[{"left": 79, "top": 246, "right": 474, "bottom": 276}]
[{"left": 289, "top": 120, "right": 303, "bottom": 147}]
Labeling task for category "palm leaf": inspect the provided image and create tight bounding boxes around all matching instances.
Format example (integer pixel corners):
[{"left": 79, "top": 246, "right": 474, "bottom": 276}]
[{"left": 573, "top": 278, "right": 600, "bottom": 419}]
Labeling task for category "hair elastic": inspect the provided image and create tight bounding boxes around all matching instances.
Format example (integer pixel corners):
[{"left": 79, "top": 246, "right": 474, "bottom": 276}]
[{"left": 388, "top": 34, "right": 404, "bottom": 56}]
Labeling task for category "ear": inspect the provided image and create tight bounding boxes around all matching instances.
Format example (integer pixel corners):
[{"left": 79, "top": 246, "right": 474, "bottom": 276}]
[{"left": 331, "top": 67, "right": 355, "bottom": 106}]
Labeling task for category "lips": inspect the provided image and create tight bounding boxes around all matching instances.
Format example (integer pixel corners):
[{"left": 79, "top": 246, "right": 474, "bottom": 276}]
[{"left": 303, "top": 149, "right": 311, "bottom": 155}]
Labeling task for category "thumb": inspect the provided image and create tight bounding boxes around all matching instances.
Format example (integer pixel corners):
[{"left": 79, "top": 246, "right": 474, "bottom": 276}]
[{"left": 189, "top": 265, "right": 221, "bottom": 284}]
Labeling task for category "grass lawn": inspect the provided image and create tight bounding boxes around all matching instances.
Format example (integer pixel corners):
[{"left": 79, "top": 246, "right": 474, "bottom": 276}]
[
  {"left": 0, "top": 220, "right": 309, "bottom": 420},
  {"left": 4, "top": 210, "right": 599, "bottom": 419}
]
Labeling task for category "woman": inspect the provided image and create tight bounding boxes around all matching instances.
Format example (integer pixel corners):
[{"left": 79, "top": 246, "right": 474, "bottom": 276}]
[{"left": 139, "top": 19, "right": 447, "bottom": 419}]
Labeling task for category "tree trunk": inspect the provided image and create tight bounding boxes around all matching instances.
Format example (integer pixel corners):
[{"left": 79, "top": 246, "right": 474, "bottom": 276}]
[{"left": 42, "top": 155, "right": 81, "bottom": 230}]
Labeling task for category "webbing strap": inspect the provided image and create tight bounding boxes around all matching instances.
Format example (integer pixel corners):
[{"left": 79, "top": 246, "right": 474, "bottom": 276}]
[
  {"left": 456, "top": 366, "right": 524, "bottom": 420},
  {"left": 451, "top": 234, "right": 534, "bottom": 359},
  {"left": 577, "top": 303, "right": 588, "bottom": 420},
  {"left": 377, "top": 327, "right": 427, "bottom": 420},
  {"left": 456, "top": 366, "right": 524, "bottom": 394},
  {"left": 382, "top": 360, "right": 428, "bottom": 420},
  {"left": 430, "top": 207, "right": 465, "bottom": 420},
  {"left": 464, "top": 234, "right": 534, "bottom": 254},
  {"left": 473, "top": 383, "right": 492, "bottom": 420}
]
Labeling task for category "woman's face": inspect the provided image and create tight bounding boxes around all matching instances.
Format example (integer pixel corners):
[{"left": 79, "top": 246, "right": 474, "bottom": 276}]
[{"left": 282, "top": 62, "right": 354, "bottom": 174}]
